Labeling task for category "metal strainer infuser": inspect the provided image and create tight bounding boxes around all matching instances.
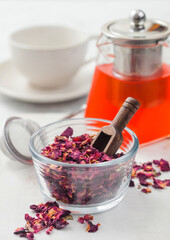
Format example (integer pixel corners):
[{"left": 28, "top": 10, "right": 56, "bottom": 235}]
[
  {"left": 0, "top": 117, "right": 40, "bottom": 164},
  {"left": 0, "top": 104, "right": 86, "bottom": 164}
]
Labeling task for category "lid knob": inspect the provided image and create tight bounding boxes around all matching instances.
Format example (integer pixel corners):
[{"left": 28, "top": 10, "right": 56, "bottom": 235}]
[{"left": 130, "top": 9, "right": 146, "bottom": 31}]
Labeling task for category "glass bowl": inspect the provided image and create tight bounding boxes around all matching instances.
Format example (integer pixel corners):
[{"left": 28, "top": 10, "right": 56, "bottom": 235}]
[{"left": 29, "top": 118, "right": 139, "bottom": 214}]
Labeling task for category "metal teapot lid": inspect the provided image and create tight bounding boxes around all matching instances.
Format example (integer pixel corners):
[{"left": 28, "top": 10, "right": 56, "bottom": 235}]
[{"left": 102, "top": 9, "right": 170, "bottom": 44}]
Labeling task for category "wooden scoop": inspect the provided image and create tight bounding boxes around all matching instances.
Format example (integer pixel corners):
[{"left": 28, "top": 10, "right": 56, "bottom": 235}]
[{"left": 92, "top": 97, "right": 140, "bottom": 156}]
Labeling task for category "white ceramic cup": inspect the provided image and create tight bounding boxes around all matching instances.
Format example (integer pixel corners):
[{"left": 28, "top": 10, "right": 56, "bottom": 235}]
[{"left": 9, "top": 26, "right": 96, "bottom": 89}]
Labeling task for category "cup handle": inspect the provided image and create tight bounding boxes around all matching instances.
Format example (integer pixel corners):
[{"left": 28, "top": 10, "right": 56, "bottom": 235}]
[{"left": 81, "top": 35, "right": 98, "bottom": 66}]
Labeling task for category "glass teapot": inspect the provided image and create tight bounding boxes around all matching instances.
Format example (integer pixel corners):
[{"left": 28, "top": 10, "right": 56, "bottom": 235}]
[{"left": 85, "top": 10, "right": 170, "bottom": 145}]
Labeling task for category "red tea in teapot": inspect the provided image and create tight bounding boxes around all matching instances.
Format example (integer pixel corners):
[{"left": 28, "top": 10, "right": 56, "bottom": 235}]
[{"left": 85, "top": 63, "right": 170, "bottom": 144}]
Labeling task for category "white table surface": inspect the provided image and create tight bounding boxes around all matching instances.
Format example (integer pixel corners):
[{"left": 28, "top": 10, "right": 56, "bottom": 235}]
[
  {"left": 0, "top": 113, "right": 170, "bottom": 240},
  {"left": 0, "top": 1, "right": 170, "bottom": 239}
]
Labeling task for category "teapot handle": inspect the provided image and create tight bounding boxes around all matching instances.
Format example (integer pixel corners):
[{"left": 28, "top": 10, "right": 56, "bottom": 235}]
[{"left": 80, "top": 35, "right": 98, "bottom": 66}]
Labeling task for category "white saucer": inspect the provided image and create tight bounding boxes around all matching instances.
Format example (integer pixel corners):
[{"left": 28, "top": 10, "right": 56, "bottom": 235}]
[{"left": 0, "top": 60, "right": 95, "bottom": 103}]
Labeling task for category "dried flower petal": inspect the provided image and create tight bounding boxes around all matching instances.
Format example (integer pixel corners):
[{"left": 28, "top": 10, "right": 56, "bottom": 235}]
[
  {"left": 46, "top": 226, "right": 54, "bottom": 235},
  {"left": 77, "top": 214, "right": 100, "bottom": 233},
  {"left": 41, "top": 127, "right": 125, "bottom": 205},
  {"left": 139, "top": 179, "right": 151, "bottom": 187},
  {"left": 152, "top": 178, "right": 167, "bottom": 189},
  {"left": 129, "top": 180, "right": 135, "bottom": 187},
  {"left": 165, "top": 179, "right": 170, "bottom": 186},
  {"left": 14, "top": 227, "right": 26, "bottom": 234},
  {"left": 14, "top": 201, "right": 72, "bottom": 239},
  {"left": 141, "top": 188, "right": 151, "bottom": 194},
  {"left": 60, "top": 127, "right": 73, "bottom": 138},
  {"left": 131, "top": 168, "right": 137, "bottom": 179},
  {"left": 78, "top": 217, "right": 85, "bottom": 224},
  {"left": 131, "top": 158, "right": 170, "bottom": 194},
  {"left": 131, "top": 164, "right": 143, "bottom": 178},
  {"left": 41, "top": 127, "right": 121, "bottom": 165},
  {"left": 142, "top": 162, "right": 154, "bottom": 172},
  {"left": 84, "top": 214, "right": 93, "bottom": 221},
  {"left": 14, "top": 227, "right": 34, "bottom": 240},
  {"left": 153, "top": 159, "right": 170, "bottom": 172},
  {"left": 26, "top": 232, "right": 34, "bottom": 240},
  {"left": 133, "top": 164, "right": 143, "bottom": 171},
  {"left": 86, "top": 221, "right": 100, "bottom": 233},
  {"left": 137, "top": 171, "right": 154, "bottom": 180}
]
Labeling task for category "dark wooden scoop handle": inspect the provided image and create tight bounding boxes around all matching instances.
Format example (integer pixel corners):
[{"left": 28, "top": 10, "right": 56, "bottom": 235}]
[{"left": 111, "top": 97, "right": 140, "bottom": 132}]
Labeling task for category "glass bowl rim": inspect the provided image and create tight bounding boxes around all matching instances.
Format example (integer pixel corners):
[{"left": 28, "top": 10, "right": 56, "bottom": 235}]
[{"left": 29, "top": 117, "right": 139, "bottom": 167}]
